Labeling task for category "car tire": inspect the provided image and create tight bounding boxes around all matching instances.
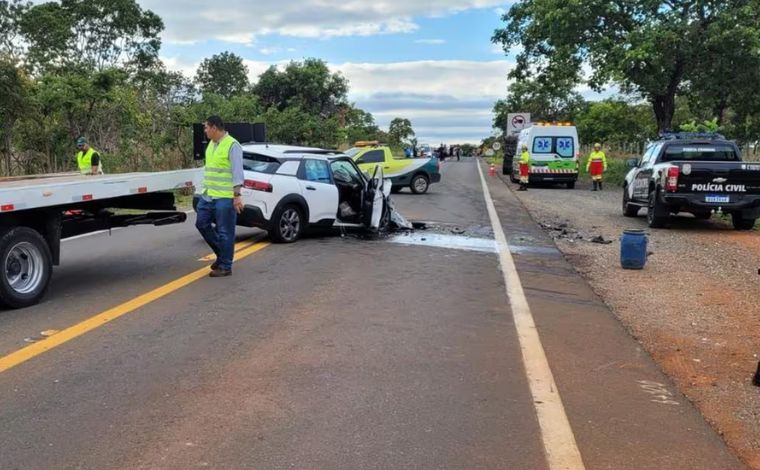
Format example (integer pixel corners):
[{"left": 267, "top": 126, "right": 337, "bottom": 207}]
[
  {"left": 566, "top": 181, "right": 576, "bottom": 190},
  {"left": 732, "top": 214, "right": 756, "bottom": 230},
  {"left": 0, "top": 227, "right": 53, "bottom": 309},
  {"left": 622, "top": 188, "right": 640, "bottom": 217},
  {"left": 270, "top": 204, "right": 305, "bottom": 243},
  {"left": 647, "top": 188, "right": 668, "bottom": 228},
  {"left": 509, "top": 172, "right": 519, "bottom": 184},
  {"left": 410, "top": 174, "right": 429, "bottom": 194}
]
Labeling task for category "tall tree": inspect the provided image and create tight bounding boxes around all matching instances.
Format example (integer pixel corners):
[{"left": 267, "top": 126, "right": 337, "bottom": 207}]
[
  {"left": 0, "top": 58, "right": 29, "bottom": 174},
  {"left": 388, "top": 117, "right": 415, "bottom": 146},
  {"left": 195, "top": 52, "right": 249, "bottom": 99},
  {"left": 493, "top": 0, "right": 760, "bottom": 132},
  {"left": 20, "top": 0, "right": 163, "bottom": 73},
  {"left": 253, "top": 58, "right": 348, "bottom": 117},
  {"left": 0, "top": 0, "right": 29, "bottom": 61}
]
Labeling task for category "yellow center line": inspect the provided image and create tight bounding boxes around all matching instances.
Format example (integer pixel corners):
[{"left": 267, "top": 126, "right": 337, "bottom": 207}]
[{"left": 0, "top": 242, "right": 270, "bottom": 375}]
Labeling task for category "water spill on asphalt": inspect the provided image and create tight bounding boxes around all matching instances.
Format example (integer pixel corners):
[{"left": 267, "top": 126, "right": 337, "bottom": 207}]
[{"left": 388, "top": 233, "right": 497, "bottom": 253}]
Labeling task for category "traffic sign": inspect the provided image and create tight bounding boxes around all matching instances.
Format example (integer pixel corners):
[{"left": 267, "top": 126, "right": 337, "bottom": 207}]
[
  {"left": 492, "top": 142, "right": 502, "bottom": 151},
  {"left": 507, "top": 113, "right": 531, "bottom": 135}
]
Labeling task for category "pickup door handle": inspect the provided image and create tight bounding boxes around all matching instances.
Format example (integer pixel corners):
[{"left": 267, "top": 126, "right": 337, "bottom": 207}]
[
  {"left": 305, "top": 186, "right": 316, "bottom": 191},
  {"left": 384, "top": 166, "right": 390, "bottom": 169}
]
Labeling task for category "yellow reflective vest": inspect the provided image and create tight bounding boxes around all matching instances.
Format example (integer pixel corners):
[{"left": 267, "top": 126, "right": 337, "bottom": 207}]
[
  {"left": 76, "top": 148, "right": 100, "bottom": 174},
  {"left": 586, "top": 150, "right": 608, "bottom": 172},
  {"left": 204, "top": 134, "right": 238, "bottom": 199}
]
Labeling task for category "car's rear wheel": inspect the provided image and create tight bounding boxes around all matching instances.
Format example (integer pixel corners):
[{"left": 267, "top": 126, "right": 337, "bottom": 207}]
[
  {"left": 732, "top": 214, "right": 756, "bottom": 231},
  {"left": 270, "top": 204, "right": 304, "bottom": 243},
  {"left": 410, "top": 174, "right": 429, "bottom": 194},
  {"left": 647, "top": 188, "right": 668, "bottom": 228}
]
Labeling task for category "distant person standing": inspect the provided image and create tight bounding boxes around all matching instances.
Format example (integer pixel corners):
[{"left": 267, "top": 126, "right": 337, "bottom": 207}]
[
  {"left": 196, "top": 116, "right": 244, "bottom": 278},
  {"left": 438, "top": 144, "right": 446, "bottom": 162},
  {"left": 518, "top": 144, "right": 530, "bottom": 191},
  {"left": 75, "top": 137, "right": 103, "bottom": 175},
  {"left": 586, "top": 142, "right": 608, "bottom": 191}
]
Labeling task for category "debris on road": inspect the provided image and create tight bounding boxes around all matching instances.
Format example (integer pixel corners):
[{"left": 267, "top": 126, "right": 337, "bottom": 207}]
[{"left": 591, "top": 235, "right": 613, "bottom": 245}]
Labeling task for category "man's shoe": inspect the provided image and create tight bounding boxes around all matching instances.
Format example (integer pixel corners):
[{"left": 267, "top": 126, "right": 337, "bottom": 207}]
[
  {"left": 209, "top": 268, "right": 232, "bottom": 278},
  {"left": 211, "top": 260, "right": 220, "bottom": 270}
]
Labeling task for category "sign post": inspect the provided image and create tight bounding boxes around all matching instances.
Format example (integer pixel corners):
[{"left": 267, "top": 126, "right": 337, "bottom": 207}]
[{"left": 507, "top": 113, "right": 531, "bottom": 136}]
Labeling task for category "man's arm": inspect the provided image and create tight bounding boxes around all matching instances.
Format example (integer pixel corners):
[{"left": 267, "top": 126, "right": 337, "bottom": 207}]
[
  {"left": 90, "top": 153, "right": 100, "bottom": 175},
  {"left": 230, "top": 142, "right": 244, "bottom": 211}
]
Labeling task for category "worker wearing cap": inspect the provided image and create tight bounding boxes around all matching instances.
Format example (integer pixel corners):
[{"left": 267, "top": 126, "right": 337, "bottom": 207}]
[
  {"left": 518, "top": 144, "right": 530, "bottom": 191},
  {"left": 195, "top": 115, "right": 244, "bottom": 278},
  {"left": 75, "top": 137, "right": 103, "bottom": 175},
  {"left": 586, "top": 143, "right": 608, "bottom": 191}
]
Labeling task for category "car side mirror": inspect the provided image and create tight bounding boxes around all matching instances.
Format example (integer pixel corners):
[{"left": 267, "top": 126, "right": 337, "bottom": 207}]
[
  {"left": 356, "top": 158, "right": 365, "bottom": 164},
  {"left": 626, "top": 158, "right": 640, "bottom": 169}
]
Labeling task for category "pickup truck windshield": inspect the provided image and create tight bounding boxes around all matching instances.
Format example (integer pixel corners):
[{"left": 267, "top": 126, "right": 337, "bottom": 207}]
[
  {"left": 345, "top": 148, "right": 361, "bottom": 158},
  {"left": 661, "top": 144, "right": 739, "bottom": 162}
]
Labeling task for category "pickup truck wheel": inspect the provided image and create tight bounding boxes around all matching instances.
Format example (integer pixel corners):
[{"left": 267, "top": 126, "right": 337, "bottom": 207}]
[
  {"left": 622, "top": 188, "right": 640, "bottom": 217},
  {"left": 410, "top": 174, "right": 429, "bottom": 194},
  {"left": 732, "top": 214, "right": 756, "bottom": 231},
  {"left": 566, "top": 181, "right": 576, "bottom": 190},
  {"left": 270, "top": 204, "right": 304, "bottom": 243},
  {"left": 0, "top": 227, "right": 53, "bottom": 309},
  {"left": 647, "top": 189, "right": 668, "bottom": 228}
]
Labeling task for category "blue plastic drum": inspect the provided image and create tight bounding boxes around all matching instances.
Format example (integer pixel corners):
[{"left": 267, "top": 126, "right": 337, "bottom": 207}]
[{"left": 620, "top": 230, "right": 648, "bottom": 269}]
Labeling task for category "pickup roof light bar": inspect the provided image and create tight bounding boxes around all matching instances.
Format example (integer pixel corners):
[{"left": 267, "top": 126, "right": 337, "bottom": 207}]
[{"left": 659, "top": 132, "right": 726, "bottom": 141}]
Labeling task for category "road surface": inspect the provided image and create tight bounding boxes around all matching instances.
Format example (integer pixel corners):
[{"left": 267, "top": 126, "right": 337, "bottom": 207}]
[{"left": 0, "top": 159, "right": 744, "bottom": 469}]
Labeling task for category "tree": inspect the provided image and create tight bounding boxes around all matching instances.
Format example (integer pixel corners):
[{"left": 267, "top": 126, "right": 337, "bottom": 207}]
[
  {"left": 493, "top": 0, "right": 760, "bottom": 132},
  {"left": 388, "top": 118, "right": 415, "bottom": 146},
  {"left": 0, "top": 0, "right": 29, "bottom": 61},
  {"left": 253, "top": 58, "right": 348, "bottom": 117},
  {"left": 195, "top": 52, "right": 249, "bottom": 99},
  {"left": 0, "top": 58, "right": 30, "bottom": 174},
  {"left": 20, "top": 0, "right": 163, "bottom": 73},
  {"left": 343, "top": 107, "right": 381, "bottom": 145},
  {"left": 575, "top": 100, "right": 655, "bottom": 146}
]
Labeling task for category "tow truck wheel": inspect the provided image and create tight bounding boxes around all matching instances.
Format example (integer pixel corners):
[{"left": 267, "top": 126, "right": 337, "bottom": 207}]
[
  {"left": 732, "top": 214, "right": 757, "bottom": 231},
  {"left": 410, "top": 174, "right": 429, "bottom": 194},
  {"left": 0, "top": 227, "right": 53, "bottom": 309},
  {"left": 647, "top": 189, "right": 668, "bottom": 228}
]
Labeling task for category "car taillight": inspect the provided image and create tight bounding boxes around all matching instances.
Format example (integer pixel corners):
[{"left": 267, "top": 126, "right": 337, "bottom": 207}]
[
  {"left": 244, "top": 179, "right": 273, "bottom": 192},
  {"left": 665, "top": 166, "right": 679, "bottom": 192}
]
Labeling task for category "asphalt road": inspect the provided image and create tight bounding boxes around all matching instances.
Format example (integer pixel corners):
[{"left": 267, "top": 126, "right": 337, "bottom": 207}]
[{"left": 0, "top": 159, "right": 745, "bottom": 469}]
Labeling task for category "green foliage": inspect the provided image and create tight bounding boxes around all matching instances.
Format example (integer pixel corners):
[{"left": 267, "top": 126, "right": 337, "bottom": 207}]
[
  {"left": 253, "top": 58, "right": 348, "bottom": 117},
  {"left": 195, "top": 52, "right": 249, "bottom": 99},
  {"left": 493, "top": 0, "right": 760, "bottom": 133},
  {"left": 575, "top": 100, "right": 656, "bottom": 145},
  {"left": 388, "top": 117, "right": 415, "bottom": 146},
  {"left": 679, "top": 118, "right": 720, "bottom": 133}
]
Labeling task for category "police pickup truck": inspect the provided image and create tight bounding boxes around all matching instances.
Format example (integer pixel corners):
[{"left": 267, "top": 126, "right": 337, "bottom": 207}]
[{"left": 622, "top": 133, "right": 760, "bottom": 230}]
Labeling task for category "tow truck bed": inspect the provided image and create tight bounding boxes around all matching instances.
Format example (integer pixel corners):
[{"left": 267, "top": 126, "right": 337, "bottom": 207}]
[{"left": 0, "top": 169, "right": 202, "bottom": 309}]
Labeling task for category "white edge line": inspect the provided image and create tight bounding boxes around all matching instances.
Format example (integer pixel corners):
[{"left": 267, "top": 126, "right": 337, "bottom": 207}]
[{"left": 476, "top": 160, "right": 586, "bottom": 470}]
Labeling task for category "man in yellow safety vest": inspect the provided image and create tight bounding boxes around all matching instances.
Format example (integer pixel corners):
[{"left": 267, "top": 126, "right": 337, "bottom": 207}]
[
  {"left": 75, "top": 137, "right": 103, "bottom": 175},
  {"left": 195, "top": 116, "right": 244, "bottom": 278}
]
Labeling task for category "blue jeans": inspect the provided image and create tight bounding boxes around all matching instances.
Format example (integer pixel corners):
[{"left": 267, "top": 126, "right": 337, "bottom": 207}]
[{"left": 195, "top": 197, "right": 237, "bottom": 270}]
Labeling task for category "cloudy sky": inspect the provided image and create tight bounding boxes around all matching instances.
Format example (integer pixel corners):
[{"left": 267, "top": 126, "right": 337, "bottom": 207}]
[{"left": 146, "top": 0, "right": 517, "bottom": 144}]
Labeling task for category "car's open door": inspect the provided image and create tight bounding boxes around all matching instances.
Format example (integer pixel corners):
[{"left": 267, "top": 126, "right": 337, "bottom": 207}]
[{"left": 362, "top": 166, "right": 386, "bottom": 230}]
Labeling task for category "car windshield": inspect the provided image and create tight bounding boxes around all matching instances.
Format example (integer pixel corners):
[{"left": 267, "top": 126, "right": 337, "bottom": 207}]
[
  {"left": 661, "top": 144, "right": 739, "bottom": 162},
  {"left": 344, "top": 148, "right": 362, "bottom": 158},
  {"left": 243, "top": 153, "right": 281, "bottom": 173}
]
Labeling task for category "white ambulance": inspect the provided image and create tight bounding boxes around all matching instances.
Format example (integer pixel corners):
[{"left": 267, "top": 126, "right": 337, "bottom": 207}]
[{"left": 510, "top": 123, "right": 580, "bottom": 189}]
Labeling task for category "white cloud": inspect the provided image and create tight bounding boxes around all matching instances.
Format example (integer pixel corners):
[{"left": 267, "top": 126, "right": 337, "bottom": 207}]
[
  {"left": 142, "top": 0, "right": 505, "bottom": 44},
  {"left": 415, "top": 39, "right": 447, "bottom": 45}
]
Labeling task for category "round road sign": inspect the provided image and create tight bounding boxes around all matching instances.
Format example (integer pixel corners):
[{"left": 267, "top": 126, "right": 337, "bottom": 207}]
[
  {"left": 511, "top": 115, "right": 526, "bottom": 128},
  {"left": 492, "top": 142, "right": 502, "bottom": 151}
]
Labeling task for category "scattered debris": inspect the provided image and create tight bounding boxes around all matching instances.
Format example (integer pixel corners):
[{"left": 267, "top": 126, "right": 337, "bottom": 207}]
[{"left": 591, "top": 235, "right": 613, "bottom": 245}]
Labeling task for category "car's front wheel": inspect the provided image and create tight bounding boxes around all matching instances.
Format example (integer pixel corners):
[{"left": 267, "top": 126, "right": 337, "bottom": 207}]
[
  {"left": 732, "top": 214, "right": 757, "bottom": 231},
  {"left": 647, "top": 188, "right": 668, "bottom": 228},
  {"left": 270, "top": 204, "right": 304, "bottom": 243}
]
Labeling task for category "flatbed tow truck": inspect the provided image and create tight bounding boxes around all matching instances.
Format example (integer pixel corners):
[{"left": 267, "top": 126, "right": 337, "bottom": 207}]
[{"left": 0, "top": 169, "right": 200, "bottom": 308}]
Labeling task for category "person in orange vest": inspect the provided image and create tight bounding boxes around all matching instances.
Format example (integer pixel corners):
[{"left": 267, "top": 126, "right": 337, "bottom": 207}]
[
  {"left": 518, "top": 144, "right": 530, "bottom": 191},
  {"left": 586, "top": 143, "right": 608, "bottom": 191}
]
